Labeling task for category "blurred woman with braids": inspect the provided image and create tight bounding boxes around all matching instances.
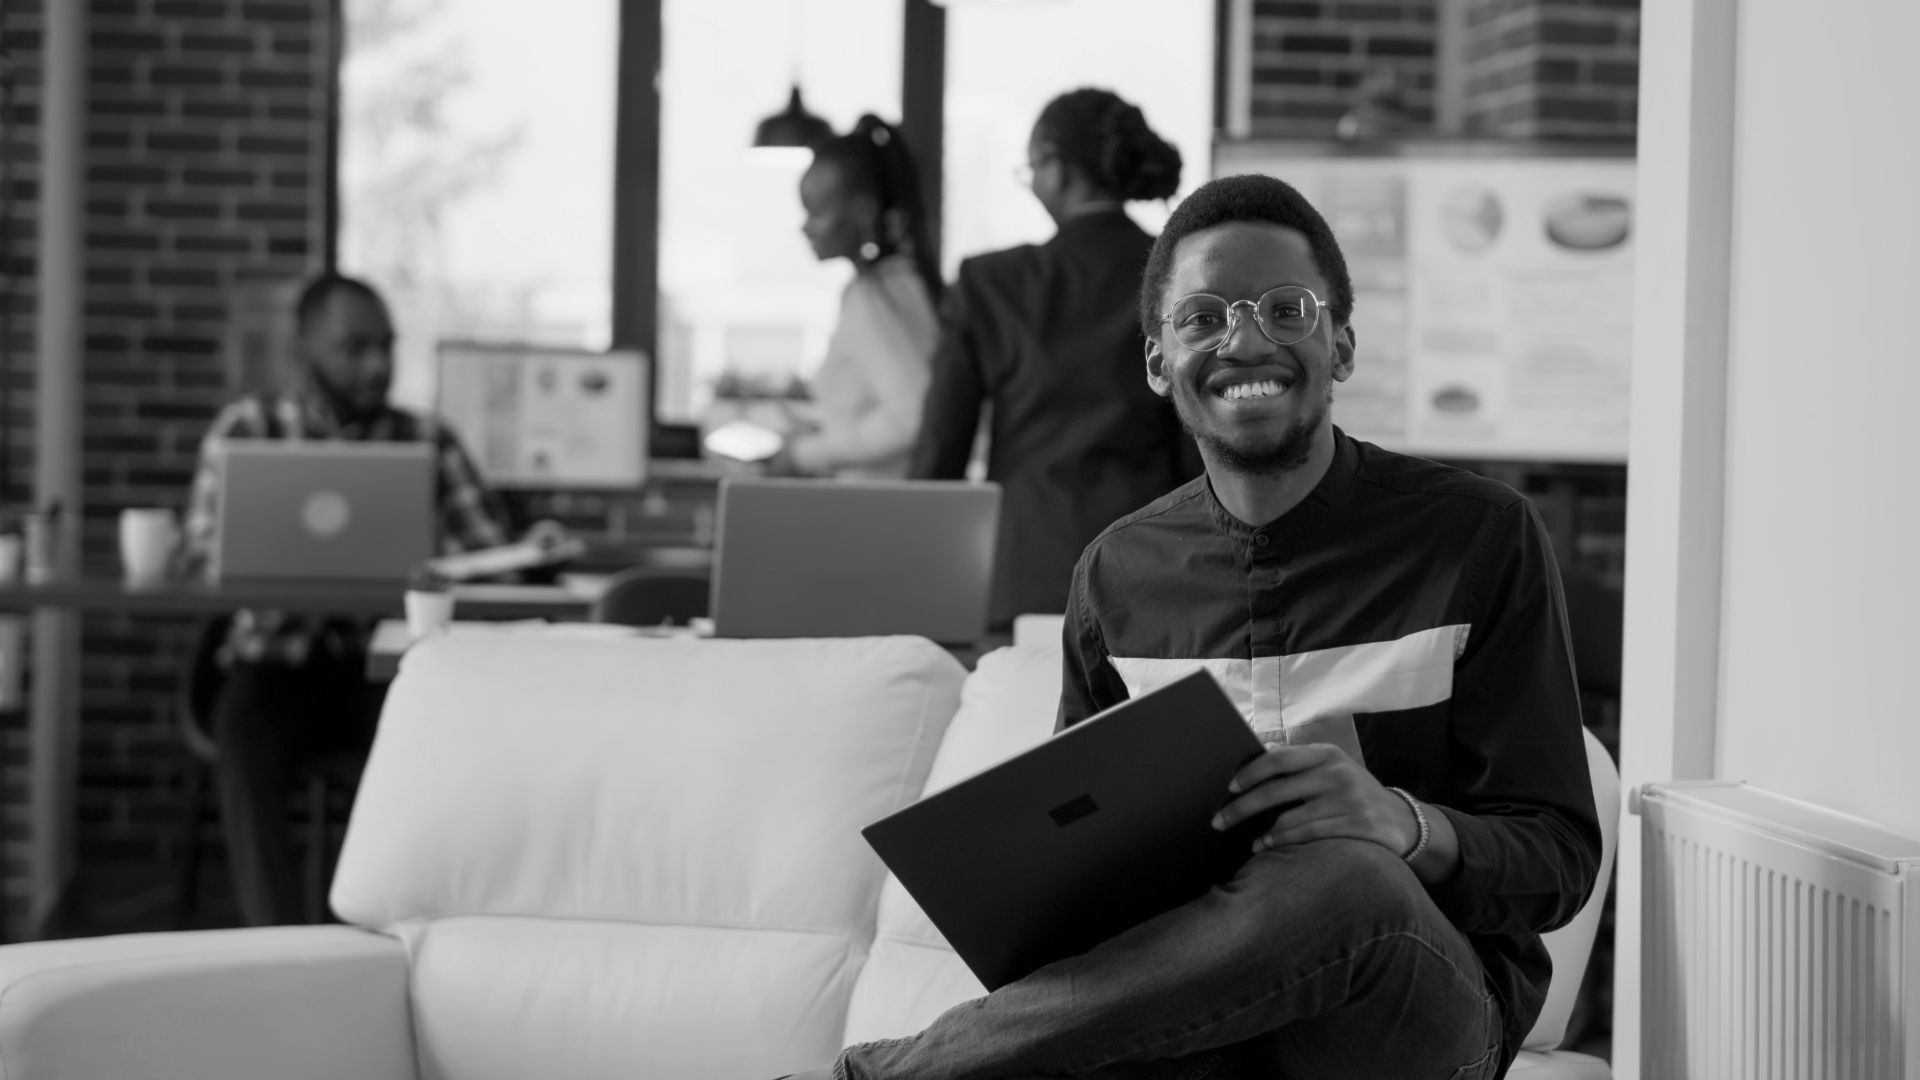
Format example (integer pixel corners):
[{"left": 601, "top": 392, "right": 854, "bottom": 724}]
[
  {"left": 910, "top": 88, "right": 1200, "bottom": 631},
  {"left": 777, "top": 114, "right": 941, "bottom": 478}
]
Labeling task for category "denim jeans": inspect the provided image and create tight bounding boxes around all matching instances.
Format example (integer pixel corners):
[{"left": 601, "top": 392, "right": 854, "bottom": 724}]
[{"left": 831, "top": 838, "right": 1504, "bottom": 1080}]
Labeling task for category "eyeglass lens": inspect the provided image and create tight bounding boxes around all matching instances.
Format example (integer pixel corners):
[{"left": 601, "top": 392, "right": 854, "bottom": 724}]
[{"left": 1168, "top": 286, "right": 1321, "bottom": 351}]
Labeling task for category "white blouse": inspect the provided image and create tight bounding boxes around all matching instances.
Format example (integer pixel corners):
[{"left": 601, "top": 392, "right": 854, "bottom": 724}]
[{"left": 789, "top": 254, "right": 939, "bottom": 479}]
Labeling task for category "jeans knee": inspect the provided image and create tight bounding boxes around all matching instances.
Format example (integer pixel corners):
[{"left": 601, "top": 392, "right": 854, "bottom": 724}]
[{"left": 1299, "top": 837, "right": 1427, "bottom": 929}]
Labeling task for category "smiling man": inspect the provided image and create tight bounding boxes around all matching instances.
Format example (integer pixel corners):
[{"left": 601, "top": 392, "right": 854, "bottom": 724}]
[{"left": 788, "top": 175, "right": 1601, "bottom": 1080}]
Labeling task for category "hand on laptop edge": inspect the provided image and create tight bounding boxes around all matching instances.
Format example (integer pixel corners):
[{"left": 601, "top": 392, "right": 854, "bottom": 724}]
[{"left": 1211, "top": 742, "right": 1463, "bottom": 884}]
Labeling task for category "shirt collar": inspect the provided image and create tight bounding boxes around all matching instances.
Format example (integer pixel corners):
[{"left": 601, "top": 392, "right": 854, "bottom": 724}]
[{"left": 1201, "top": 426, "right": 1359, "bottom": 546}]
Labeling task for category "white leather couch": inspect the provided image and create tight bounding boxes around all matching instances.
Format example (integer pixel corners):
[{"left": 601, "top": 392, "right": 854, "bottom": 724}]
[{"left": 0, "top": 630, "right": 1615, "bottom": 1079}]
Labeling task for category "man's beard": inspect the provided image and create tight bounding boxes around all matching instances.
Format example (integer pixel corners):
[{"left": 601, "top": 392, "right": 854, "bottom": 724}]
[{"left": 1174, "top": 379, "right": 1332, "bottom": 478}]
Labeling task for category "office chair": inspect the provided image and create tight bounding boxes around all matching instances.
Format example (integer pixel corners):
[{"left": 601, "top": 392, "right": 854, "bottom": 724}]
[
  {"left": 173, "top": 615, "right": 358, "bottom": 925},
  {"left": 590, "top": 565, "right": 711, "bottom": 627}
]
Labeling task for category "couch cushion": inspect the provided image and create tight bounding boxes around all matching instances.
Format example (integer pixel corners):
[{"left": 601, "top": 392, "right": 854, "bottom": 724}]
[
  {"left": 844, "top": 644, "right": 1061, "bottom": 1044},
  {"left": 334, "top": 632, "right": 964, "bottom": 933},
  {"left": 405, "top": 916, "right": 856, "bottom": 1080}
]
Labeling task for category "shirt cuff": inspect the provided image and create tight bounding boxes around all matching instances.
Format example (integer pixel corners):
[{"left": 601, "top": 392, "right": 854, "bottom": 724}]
[{"left": 1420, "top": 804, "right": 1487, "bottom": 925}]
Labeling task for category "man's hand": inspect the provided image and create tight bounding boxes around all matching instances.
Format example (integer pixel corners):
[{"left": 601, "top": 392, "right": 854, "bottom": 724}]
[
  {"left": 1212, "top": 743, "right": 1418, "bottom": 856},
  {"left": 522, "top": 518, "right": 573, "bottom": 552},
  {"left": 1213, "top": 742, "right": 1463, "bottom": 883}
]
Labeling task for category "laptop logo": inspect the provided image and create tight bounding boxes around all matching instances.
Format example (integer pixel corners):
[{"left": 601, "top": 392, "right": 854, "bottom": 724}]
[
  {"left": 301, "top": 491, "right": 352, "bottom": 538},
  {"left": 1049, "top": 793, "right": 1100, "bottom": 828}
]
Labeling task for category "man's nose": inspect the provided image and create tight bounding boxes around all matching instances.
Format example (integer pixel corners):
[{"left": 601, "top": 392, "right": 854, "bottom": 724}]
[{"left": 1214, "top": 307, "right": 1274, "bottom": 362}]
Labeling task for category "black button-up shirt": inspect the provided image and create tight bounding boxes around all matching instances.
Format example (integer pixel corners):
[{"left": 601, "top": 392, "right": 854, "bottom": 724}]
[{"left": 1061, "top": 428, "right": 1602, "bottom": 1068}]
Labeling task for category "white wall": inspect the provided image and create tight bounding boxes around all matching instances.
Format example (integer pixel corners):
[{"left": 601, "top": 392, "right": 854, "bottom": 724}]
[
  {"left": 1616, "top": 3, "right": 1920, "bottom": 1073},
  {"left": 1715, "top": 0, "right": 1920, "bottom": 839}
]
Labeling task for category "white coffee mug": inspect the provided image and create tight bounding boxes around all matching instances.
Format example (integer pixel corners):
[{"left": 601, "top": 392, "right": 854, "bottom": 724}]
[
  {"left": 118, "top": 508, "right": 179, "bottom": 585},
  {"left": 405, "top": 590, "right": 457, "bottom": 640}
]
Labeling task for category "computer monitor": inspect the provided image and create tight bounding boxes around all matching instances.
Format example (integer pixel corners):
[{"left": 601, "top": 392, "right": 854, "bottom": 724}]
[{"left": 434, "top": 341, "right": 650, "bottom": 490}]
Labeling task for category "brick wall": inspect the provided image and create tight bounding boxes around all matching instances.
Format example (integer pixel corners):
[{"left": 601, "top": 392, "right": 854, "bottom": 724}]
[
  {"left": 1, "top": 0, "right": 331, "bottom": 933},
  {"left": 1249, "top": 0, "right": 1440, "bottom": 137},
  {"left": 1462, "top": 0, "right": 1639, "bottom": 138},
  {"left": 1245, "top": 0, "right": 1639, "bottom": 140}
]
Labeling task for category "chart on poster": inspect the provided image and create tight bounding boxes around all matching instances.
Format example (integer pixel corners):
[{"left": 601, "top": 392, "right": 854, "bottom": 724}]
[
  {"left": 1215, "top": 143, "right": 1635, "bottom": 463},
  {"left": 436, "top": 342, "right": 650, "bottom": 488}
]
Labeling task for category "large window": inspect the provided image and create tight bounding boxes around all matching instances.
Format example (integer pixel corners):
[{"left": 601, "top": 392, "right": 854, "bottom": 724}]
[
  {"left": 338, "top": 0, "right": 619, "bottom": 411},
  {"left": 655, "top": 0, "right": 902, "bottom": 425},
  {"left": 942, "top": 0, "right": 1216, "bottom": 274},
  {"left": 338, "top": 1, "right": 1212, "bottom": 433}
]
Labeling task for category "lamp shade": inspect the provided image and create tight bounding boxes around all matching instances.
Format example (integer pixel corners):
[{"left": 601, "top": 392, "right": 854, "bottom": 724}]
[{"left": 753, "top": 85, "right": 835, "bottom": 150}]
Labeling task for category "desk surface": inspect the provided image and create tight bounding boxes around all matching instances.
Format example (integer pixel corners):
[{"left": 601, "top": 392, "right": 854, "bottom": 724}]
[{"left": 0, "top": 577, "right": 598, "bottom": 620}]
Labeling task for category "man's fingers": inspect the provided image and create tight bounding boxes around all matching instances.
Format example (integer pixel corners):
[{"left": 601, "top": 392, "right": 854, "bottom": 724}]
[
  {"left": 1212, "top": 768, "right": 1331, "bottom": 831},
  {"left": 1226, "top": 742, "right": 1337, "bottom": 795},
  {"left": 1252, "top": 800, "right": 1355, "bottom": 852}
]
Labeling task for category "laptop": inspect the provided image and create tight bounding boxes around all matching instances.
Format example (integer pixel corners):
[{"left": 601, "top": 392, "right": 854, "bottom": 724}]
[
  {"left": 709, "top": 477, "right": 1001, "bottom": 645},
  {"left": 212, "top": 440, "right": 435, "bottom": 582},
  {"left": 862, "top": 669, "right": 1281, "bottom": 990}
]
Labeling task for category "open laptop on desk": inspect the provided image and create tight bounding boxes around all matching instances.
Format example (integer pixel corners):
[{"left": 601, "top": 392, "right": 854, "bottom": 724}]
[
  {"left": 862, "top": 669, "right": 1279, "bottom": 991},
  {"left": 212, "top": 441, "right": 433, "bottom": 582},
  {"left": 708, "top": 477, "right": 1001, "bottom": 645}
]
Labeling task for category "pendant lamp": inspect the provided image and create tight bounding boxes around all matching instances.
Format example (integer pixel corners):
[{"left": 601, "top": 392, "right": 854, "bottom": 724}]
[{"left": 752, "top": 84, "right": 834, "bottom": 153}]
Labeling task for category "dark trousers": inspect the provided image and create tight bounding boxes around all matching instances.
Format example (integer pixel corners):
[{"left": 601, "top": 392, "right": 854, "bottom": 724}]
[
  {"left": 211, "top": 654, "right": 385, "bottom": 926},
  {"left": 830, "top": 839, "right": 1505, "bottom": 1080}
]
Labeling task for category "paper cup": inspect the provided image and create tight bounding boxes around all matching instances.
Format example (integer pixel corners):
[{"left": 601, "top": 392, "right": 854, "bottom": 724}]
[
  {"left": 119, "top": 507, "right": 179, "bottom": 586},
  {"left": 405, "top": 590, "right": 457, "bottom": 639}
]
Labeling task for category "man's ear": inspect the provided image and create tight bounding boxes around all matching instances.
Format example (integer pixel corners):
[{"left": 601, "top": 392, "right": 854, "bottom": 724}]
[
  {"left": 1331, "top": 322, "right": 1357, "bottom": 383},
  {"left": 1144, "top": 335, "right": 1171, "bottom": 397}
]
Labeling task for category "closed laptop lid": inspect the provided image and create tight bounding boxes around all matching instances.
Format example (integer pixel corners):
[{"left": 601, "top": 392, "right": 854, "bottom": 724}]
[
  {"left": 709, "top": 477, "right": 1002, "bottom": 645},
  {"left": 861, "top": 670, "right": 1279, "bottom": 990},
  {"left": 214, "top": 440, "right": 436, "bottom": 582}
]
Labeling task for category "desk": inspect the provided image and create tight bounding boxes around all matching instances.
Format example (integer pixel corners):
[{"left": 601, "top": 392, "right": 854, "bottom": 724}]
[
  {"left": 364, "top": 618, "right": 694, "bottom": 681},
  {"left": 367, "top": 619, "right": 1011, "bottom": 682},
  {"left": 0, "top": 578, "right": 601, "bottom": 619},
  {"left": 0, "top": 575, "right": 601, "bottom": 938}
]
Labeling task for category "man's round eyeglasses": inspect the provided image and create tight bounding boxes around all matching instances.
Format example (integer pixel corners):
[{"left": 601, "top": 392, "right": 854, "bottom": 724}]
[{"left": 1160, "top": 285, "right": 1327, "bottom": 352}]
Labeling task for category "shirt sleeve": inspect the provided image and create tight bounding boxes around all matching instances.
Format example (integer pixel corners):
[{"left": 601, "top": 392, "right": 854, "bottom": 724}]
[
  {"left": 909, "top": 269, "right": 986, "bottom": 480},
  {"left": 1056, "top": 551, "right": 1133, "bottom": 733},
  {"left": 178, "top": 400, "right": 254, "bottom": 577},
  {"left": 433, "top": 423, "right": 514, "bottom": 555},
  {"left": 790, "top": 272, "right": 938, "bottom": 473},
  {"left": 1422, "top": 498, "right": 1603, "bottom": 936}
]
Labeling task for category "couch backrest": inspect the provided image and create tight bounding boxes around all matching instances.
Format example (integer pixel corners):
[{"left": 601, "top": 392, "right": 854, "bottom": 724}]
[
  {"left": 332, "top": 631, "right": 966, "bottom": 1080},
  {"left": 843, "top": 644, "right": 1061, "bottom": 1044}
]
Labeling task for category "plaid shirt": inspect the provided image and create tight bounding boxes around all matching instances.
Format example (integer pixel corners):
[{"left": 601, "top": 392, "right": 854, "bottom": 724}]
[{"left": 181, "top": 383, "right": 513, "bottom": 666}]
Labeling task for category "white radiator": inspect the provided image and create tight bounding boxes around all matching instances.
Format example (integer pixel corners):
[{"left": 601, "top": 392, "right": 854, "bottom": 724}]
[{"left": 1638, "top": 781, "right": 1920, "bottom": 1079}]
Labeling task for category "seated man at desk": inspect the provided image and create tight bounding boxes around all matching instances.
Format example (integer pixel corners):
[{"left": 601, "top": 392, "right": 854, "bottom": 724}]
[{"left": 179, "top": 272, "right": 532, "bottom": 926}]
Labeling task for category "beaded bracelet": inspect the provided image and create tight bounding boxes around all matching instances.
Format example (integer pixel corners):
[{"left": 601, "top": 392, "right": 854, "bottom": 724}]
[{"left": 1386, "top": 786, "right": 1430, "bottom": 863}]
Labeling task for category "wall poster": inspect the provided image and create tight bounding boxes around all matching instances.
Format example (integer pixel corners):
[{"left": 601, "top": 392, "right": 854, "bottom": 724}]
[{"left": 1215, "top": 141, "right": 1635, "bottom": 464}]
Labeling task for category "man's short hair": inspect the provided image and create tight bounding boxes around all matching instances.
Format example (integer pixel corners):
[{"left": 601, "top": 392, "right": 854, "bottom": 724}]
[
  {"left": 295, "top": 273, "right": 384, "bottom": 335},
  {"left": 1138, "top": 173, "right": 1355, "bottom": 336}
]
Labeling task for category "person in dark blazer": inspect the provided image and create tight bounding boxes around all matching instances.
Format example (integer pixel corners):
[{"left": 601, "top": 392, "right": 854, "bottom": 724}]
[{"left": 910, "top": 88, "right": 1201, "bottom": 631}]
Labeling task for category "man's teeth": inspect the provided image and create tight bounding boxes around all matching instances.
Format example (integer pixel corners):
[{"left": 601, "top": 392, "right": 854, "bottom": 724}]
[{"left": 1221, "top": 379, "right": 1286, "bottom": 400}]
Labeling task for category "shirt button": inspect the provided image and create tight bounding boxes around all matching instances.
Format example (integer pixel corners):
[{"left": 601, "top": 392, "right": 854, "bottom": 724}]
[{"left": 1254, "top": 533, "right": 1270, "bottom": 547}]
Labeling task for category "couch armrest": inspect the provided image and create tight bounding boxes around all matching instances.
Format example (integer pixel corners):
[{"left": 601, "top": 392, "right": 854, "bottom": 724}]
[{"left": 0, "top": 925, "right": 416, "bottom": 1080}]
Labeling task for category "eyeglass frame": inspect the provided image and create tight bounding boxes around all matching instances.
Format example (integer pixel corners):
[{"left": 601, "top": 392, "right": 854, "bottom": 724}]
[{"left": 1158, "top": 284, "right": 1331, "bottom": 352}]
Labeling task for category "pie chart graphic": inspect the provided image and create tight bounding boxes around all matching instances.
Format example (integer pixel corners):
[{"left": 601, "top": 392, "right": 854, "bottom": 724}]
[{"left": 1441, "top": 187, "right": 1504, "bottom": 253}]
